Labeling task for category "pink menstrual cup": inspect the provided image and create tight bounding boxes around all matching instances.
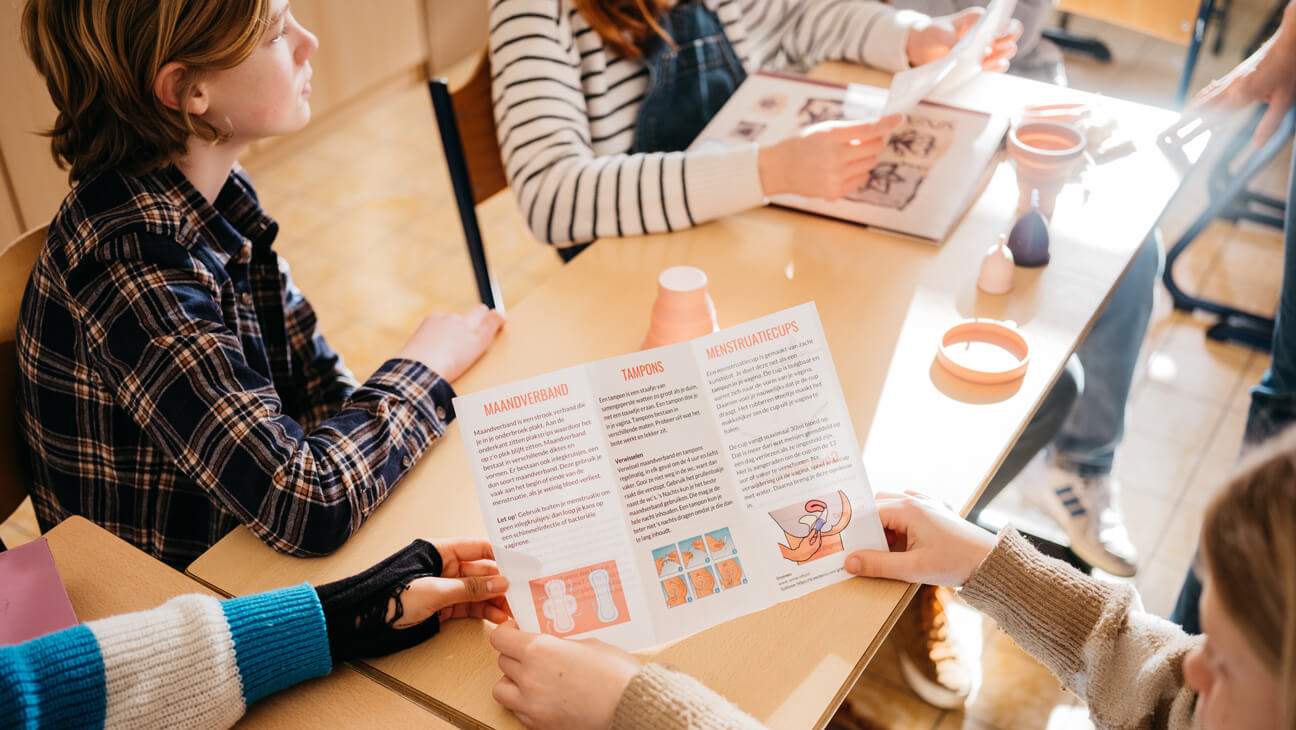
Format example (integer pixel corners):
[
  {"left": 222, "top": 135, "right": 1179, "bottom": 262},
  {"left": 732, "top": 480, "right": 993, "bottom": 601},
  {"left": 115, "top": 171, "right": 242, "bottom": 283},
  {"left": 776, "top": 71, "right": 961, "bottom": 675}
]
[
  {"left": 641, "top": 266, "right": 719, "bottom": 350},
  {"left": 1007, "top": 120, "right": 1086, "bottom": 221}
]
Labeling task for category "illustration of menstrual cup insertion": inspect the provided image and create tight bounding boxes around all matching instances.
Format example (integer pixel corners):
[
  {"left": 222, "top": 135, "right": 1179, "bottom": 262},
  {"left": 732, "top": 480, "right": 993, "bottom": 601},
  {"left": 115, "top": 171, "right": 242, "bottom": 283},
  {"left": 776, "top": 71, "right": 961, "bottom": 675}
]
[
  {"left": 641, "top": 266, "right": 719, "bottom": 350},
  {"left": 1007, "top": 120, "right": 1086, "bottom": 221}
]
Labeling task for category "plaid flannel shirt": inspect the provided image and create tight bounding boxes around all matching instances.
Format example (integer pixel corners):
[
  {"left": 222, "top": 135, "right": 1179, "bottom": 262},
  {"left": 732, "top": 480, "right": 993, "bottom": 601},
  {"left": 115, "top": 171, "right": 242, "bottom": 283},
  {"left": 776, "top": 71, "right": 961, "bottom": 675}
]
[{"left": 17, "top": 165, "right": 455, "bottom": 568}]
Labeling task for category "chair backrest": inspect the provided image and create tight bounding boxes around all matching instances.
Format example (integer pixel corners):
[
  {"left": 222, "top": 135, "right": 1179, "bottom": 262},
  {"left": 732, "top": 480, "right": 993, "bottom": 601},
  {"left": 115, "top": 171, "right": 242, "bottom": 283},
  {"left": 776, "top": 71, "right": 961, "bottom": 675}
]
[
  {"left": 429, "top": 48, "right": 505, "bottom": 309},
  {"left": 0, "top": 226, "right": 44, "bottom": 526}
]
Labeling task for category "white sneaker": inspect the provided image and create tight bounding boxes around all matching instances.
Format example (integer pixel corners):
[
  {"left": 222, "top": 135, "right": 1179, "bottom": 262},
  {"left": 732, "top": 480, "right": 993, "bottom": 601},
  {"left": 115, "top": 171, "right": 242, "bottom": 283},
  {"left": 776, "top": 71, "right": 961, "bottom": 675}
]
[{"left": 1023, "top": 456, "right": 1139, "bottom": 577}]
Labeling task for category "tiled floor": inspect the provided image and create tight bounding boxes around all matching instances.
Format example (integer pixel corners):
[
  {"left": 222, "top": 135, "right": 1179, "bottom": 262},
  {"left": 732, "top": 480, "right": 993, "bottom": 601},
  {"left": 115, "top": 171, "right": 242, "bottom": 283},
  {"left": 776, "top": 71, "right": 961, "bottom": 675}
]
[{"left": 2, "top": 2, "right": 1288, "bottom": 728}]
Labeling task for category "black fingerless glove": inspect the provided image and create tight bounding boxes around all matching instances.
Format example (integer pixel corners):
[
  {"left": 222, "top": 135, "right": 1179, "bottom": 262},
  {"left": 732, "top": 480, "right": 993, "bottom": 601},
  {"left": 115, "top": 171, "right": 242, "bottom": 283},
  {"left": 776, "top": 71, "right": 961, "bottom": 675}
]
[{"left": 314, "top": 539, "right": 442, "bottom": 663}]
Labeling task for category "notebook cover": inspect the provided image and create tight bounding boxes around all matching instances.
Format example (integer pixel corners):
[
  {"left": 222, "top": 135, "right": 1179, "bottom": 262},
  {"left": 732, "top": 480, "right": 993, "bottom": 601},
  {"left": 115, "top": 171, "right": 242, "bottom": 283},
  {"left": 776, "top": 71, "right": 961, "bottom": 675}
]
[{"left": 0, "top": 537, "right": 79, "bottom": 647}]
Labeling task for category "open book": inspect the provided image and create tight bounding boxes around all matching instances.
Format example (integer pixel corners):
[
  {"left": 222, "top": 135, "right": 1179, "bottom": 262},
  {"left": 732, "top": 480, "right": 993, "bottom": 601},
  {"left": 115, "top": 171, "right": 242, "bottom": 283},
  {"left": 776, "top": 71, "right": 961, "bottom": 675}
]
[
  {"left": 692, "top": 71, "right": 1009, "bottom": 242},
  {"left": 454, "top": 303, "right": 887, "bottom": 651}
]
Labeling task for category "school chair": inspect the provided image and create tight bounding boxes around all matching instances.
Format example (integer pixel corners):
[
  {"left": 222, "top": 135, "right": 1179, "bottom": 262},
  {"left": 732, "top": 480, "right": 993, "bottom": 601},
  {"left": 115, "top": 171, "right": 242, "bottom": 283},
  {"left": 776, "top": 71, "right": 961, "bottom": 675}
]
[
  {"left": 428, "top": 49, "right": 506, "bottom": 310},
  {"left": 0, "top": 226, "right": 45, "bottom": 551},
  {"left": 1161, "top": 105, "right": 1296, "bottom": 350}
]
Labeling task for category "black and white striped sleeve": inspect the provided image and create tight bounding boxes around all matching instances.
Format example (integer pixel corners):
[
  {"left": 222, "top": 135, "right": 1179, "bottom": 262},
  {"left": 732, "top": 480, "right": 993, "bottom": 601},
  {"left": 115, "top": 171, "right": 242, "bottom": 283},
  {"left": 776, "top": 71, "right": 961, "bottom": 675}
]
[
  {"left": 769, "top": 0, "right": 922, "bottom": 73},
  {"left": 489, "top": 0, "right": 766, "bottom": 247}
]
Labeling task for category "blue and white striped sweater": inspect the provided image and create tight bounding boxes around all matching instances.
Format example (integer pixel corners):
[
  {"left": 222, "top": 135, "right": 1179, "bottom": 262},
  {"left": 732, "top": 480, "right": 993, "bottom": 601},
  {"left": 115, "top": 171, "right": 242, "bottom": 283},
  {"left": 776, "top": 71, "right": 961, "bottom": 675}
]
[{"left": 0, "top": 583, "right": 332, "bottom": 729}]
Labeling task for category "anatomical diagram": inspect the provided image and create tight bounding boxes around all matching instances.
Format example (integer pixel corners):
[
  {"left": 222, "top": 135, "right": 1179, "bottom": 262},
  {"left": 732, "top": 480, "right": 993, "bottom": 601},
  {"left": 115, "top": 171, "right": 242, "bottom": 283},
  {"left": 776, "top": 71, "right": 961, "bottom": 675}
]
[{"left": 768, "top": 490, "right": 853, "bottom": 564}]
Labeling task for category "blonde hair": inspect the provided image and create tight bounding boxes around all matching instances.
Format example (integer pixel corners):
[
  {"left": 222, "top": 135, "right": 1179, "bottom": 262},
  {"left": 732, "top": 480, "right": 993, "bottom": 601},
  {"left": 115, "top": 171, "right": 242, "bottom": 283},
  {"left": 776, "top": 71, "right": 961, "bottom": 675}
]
[
  {"left": 21, "top": 0, "right": 272, "bottom": 182},
  {"left": 1202, "top": 427, "right": 1296, "bottom": 730}
]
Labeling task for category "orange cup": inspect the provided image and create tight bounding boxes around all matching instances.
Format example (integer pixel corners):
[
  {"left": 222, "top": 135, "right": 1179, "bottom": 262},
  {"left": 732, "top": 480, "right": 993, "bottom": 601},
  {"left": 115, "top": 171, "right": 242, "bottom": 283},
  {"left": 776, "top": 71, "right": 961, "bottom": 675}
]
[
  {"left": 1007, "top": 121, "right": 1086, "bottom": 221},
  {"left": 641, "top": 266, "right": 719, "bottom": 350}
]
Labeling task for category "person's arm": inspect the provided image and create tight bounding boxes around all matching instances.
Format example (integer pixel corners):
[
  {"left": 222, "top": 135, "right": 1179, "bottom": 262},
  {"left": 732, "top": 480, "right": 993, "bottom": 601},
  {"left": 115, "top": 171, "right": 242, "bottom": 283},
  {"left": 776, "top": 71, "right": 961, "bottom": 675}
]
[
  {"left": 489, "top": 621, "right": 767, "bottom": 730},
  {"left": 489, "top": 0, "right": 766, "bottom": 247},
  {"left": 958, "top": 529, "right": 1201, "bottom": 729},
  {"left": 843, "top": 492, "right": 1202, "bottom": 729},
  {"left": 763, "top": 0, "right": 923, "bottom": 73},
  {"left": 0, "top": 540, "right": 509, "bottom": 730},
  {"left": 0, "top": 584, "right": 331, "bottom": 729},
  {"left": 277, "top": 255, "right": 361, "bottom": 431},
  {"left": 612, "top": 663, "right": 768, "bottom": 730},
  {"left": 1185, "top": 0, "right": 1296, "bottom": 146},
  {"left": 76, "top": 233, "right": 452, "bottom": 556}
]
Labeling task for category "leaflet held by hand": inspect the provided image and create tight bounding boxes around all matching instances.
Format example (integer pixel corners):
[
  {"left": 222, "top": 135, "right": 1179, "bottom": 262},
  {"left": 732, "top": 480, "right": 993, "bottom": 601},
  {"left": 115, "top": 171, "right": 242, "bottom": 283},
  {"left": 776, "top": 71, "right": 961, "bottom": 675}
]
[{"left": 454, "top": 303, "right": 886, "bottom": 650}]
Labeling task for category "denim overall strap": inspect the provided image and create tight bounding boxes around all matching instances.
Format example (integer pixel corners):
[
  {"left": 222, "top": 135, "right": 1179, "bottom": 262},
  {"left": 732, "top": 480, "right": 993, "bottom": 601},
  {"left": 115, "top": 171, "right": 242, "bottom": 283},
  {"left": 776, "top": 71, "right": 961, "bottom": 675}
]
[{"left": 631, "top": 2, "right": 747, "bottom": 154}]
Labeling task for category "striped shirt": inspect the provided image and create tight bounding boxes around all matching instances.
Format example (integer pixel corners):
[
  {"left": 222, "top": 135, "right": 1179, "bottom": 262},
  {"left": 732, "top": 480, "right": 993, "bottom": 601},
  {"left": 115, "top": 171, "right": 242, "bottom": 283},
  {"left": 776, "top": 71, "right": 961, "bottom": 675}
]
[
  {"left": 489, "top": 0, "right": 921, "bottom": 247},
  {"left": 0, "top": 584, "right": 331, "bottom": 729},
  {"left": 17, "top": 166, "right": 454, "bottom": 568}
]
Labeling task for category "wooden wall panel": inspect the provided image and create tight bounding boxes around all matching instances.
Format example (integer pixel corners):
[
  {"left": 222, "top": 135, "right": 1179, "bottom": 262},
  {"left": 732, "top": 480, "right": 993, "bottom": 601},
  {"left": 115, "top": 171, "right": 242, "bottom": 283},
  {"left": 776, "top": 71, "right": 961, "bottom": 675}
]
[
  {"left": 1058, "top": 0, "right": 1199, "bottom": 46},
  {"left": 0, "top": 0, "right": 70, "bottom": 231},
  {"left": 291, "top": 0, "right": 428, "bottom": 118},
  {"left": 425, "top": 0, "right": 489, "bottom": 74}
]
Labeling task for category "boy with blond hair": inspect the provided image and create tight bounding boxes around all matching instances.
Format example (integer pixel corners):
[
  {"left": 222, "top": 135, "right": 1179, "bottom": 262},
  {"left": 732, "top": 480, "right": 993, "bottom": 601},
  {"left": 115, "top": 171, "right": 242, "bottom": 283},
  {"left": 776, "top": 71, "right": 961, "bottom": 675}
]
[{"left": 18, "top": 0, "right": 503, "bottom": 567}]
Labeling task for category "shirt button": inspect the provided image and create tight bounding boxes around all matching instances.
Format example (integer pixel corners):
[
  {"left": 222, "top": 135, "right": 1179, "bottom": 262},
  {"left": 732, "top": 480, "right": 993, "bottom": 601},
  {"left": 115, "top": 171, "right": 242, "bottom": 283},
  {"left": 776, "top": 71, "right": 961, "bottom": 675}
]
[
  {"left": 238, "top": 292, "right": 253, "bottom": 307},
  {"left": 401, "top": 455, "right": 413, "bottom": 469},
  {"left": 435, "top": 406, "right": 447, "bottom": 422}
]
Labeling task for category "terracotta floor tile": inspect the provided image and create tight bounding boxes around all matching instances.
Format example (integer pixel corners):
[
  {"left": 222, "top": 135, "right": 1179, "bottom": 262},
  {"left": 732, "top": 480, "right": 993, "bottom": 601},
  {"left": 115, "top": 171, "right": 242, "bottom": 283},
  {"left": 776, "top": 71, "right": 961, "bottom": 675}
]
[{"left": 1127, "top": 381, "right": 1227, "bottom": 449}]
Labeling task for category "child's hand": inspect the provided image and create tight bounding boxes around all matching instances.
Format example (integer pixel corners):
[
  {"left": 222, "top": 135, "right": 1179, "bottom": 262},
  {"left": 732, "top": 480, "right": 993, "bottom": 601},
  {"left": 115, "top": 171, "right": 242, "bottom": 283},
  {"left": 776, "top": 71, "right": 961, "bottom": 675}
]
[
  {"left": 905, "top": 9, "right": 1022, "bottom": 71},
  {"left": 844, "top": 491, "right": 997, "bottom": 587},
  {"left": 403, "top": 538, "right": 511, "bottom": 624},
  {"left": 397, "top": 304, "right": 505, "bottom": 382},
  {"left": 757, "top": 115, "right": 903, "bottom": 200},
  {"left": 491, "top": 621, "right": 642, "bottom": 730}
]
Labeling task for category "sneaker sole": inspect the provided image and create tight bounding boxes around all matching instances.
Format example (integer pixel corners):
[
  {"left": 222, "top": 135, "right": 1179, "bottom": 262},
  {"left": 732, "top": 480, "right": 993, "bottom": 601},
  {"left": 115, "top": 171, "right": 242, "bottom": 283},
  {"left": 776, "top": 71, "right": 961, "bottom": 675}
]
[{"left": 897, "top": 650, "right": 969, "bottom": 710}]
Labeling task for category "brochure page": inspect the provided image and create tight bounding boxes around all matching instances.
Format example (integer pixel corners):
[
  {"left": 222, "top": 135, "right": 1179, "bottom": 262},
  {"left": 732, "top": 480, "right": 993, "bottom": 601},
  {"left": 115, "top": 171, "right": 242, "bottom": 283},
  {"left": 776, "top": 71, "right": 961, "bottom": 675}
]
[{"left": 455, "top": 303, "right": 887, "bottom": 650}]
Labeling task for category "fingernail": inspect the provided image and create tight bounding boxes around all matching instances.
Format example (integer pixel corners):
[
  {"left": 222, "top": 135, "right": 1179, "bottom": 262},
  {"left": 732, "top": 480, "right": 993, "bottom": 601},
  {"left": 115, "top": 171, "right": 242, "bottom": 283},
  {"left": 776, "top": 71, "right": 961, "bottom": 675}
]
[
  {"left": 488, "top": 577, "right": 508, "bottom": 593},
  {"left": 846, "top": 557, "right": 861, "bottom": 574}
]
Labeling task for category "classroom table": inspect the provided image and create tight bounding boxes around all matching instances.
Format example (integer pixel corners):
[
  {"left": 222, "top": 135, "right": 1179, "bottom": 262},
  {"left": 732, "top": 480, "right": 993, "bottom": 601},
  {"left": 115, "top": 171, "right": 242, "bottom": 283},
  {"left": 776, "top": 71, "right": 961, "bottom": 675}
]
[
  {"left": 187, "top": 63, "right": 1205, "bottom": 729},
  {"left": 40, "top": 516, "right": 453, "bottom": 729}
]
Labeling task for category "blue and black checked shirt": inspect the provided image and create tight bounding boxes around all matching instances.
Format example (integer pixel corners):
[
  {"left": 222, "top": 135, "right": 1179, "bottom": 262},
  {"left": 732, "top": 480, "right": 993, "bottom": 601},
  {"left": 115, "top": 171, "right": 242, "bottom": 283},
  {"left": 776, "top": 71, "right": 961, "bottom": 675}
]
[{"left": 17, "top": 165, "right": 455, "bottom": 568}]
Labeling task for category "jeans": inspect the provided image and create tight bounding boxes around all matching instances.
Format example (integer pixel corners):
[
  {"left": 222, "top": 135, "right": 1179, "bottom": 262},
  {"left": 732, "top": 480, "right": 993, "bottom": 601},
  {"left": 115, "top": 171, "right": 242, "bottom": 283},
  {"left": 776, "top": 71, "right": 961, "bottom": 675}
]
[
  {"left": 1174, "top": 127, "right": 1296, "bottom": 634},
  {"left": 1246, "top": 147, "right": 1296, "bottom": 444},
  {"left": 970, "top": 355, "right": 1082, "bottom": 520},
  {"left": 1051, "top": 235, "right": 1163, "bottom": 476}
]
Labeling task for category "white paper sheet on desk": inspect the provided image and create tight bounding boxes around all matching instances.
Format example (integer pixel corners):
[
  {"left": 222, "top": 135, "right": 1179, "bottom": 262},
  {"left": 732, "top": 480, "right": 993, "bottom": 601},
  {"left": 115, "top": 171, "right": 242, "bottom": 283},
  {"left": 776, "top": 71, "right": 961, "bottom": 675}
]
[{"left": 881, "top": 0, "right": 1016, "bottom": 117}]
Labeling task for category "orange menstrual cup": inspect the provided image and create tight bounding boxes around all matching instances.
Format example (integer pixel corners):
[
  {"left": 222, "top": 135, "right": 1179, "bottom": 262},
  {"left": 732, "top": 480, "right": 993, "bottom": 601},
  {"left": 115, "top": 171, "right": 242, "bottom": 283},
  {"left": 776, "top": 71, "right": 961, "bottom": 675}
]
[
  {"left": 1007, "top": 121, "right": 1086, "bottom": 221},
  {"left": 641, "top": 266, "right": 719, "bottom": 350}
]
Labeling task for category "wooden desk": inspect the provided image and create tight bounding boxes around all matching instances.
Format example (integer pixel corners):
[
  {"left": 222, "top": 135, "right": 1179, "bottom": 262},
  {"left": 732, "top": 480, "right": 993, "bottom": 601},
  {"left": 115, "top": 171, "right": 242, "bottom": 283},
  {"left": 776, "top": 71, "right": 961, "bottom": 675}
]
[
  {"left": 189, "top": 65, "right": 1202, "bottom": 729},
  {"left": 43, "top": 516, "right": 452, "bottom": 729}
]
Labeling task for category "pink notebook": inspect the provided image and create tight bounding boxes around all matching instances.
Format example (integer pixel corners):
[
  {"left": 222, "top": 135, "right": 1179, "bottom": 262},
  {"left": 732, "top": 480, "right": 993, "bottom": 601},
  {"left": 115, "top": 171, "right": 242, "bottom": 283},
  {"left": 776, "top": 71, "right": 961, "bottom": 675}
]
[{"left": 0, "top": 538, "right": 79, "bottom": 647}]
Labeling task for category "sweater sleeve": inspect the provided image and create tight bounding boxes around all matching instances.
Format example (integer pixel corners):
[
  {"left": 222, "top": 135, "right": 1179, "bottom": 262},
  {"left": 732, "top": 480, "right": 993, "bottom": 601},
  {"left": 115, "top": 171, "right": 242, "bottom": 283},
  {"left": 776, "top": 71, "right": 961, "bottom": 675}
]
[
  {"left": 749, "top": 0, "right": 923, "bottom": 73},
  {"left": 489, "top": 0, "right": 766, "bottom": 246},
  {"left": 611, "top": 663, "right": 768, "bottom": 729},
  {"left": 0, "top": 584, "right": 332, "bottom": 730},
  {"left": 959, "top": 528, "right": 1202, "bottom": 729}
]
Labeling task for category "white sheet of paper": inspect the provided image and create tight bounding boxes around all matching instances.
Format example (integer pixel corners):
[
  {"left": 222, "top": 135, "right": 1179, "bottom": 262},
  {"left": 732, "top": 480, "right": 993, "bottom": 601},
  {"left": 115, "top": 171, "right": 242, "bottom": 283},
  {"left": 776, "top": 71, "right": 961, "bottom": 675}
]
[{"left": 931, "top": 0, "right": 1017, "bottom": 97}]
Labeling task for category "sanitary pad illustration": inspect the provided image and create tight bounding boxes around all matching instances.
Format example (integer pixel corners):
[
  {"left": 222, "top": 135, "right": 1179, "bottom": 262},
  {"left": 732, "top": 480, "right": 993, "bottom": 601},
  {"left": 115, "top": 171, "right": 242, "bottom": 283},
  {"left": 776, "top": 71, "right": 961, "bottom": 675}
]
[
  {"left": 528, "top": 560, "right": 631, "bottom": 637},
  {"left": 768, "top": 489, "right": 852, "bottom": 564}
]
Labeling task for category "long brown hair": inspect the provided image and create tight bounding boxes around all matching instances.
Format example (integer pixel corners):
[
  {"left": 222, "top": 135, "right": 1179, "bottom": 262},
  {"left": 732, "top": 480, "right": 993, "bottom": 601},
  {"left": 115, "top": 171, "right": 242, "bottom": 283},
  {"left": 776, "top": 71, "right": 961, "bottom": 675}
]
[
  {"left": 21, "top": 0, "right": 273, "bottom": 182},
  {"left": 1202, "top": 428, "right": 1296, "bottom": 729},
  {"left": 573, "top": 0, "right": 676, "bottom": 59}
]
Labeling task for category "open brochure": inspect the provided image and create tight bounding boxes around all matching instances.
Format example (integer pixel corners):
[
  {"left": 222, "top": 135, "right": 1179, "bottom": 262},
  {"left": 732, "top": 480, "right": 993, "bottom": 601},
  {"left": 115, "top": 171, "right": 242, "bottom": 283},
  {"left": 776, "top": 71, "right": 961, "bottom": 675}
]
[
  {"left": 455, "top": 303, "right": 887, "bottom": 651},
  {"left": 691, "top": 71, "right": 1009, "bottom": 242}
]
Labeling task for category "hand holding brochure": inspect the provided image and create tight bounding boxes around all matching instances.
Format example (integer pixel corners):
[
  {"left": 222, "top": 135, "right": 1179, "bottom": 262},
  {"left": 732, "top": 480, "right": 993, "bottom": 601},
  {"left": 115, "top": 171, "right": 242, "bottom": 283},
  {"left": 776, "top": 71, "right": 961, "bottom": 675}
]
[{"left": 455, "top": 303, "right": 887, "bottom": 651}]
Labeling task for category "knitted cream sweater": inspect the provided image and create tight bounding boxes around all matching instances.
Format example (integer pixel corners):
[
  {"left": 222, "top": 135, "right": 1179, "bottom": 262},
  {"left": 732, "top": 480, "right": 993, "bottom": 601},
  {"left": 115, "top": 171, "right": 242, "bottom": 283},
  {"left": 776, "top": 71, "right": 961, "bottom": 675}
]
[{"left": 611, "top": 528, "right": 1202, "bottom": 729}]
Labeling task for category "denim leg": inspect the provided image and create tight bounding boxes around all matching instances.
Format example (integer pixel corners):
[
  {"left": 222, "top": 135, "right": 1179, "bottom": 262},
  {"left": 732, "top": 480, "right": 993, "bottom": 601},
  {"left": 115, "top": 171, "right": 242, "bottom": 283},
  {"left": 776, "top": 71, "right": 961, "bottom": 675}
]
[
  {"left": 1169, "top": 562, "right": 1203, "bottom": 633},
  {"left": 1051, "top": 235, "right": 1163, "bottom": 476},
  {"left": 1245, "top": 148, "right": 1296, "bottom": 445},
  {"left": 969, "top": 355, "right": 1082, "bottom": 521}
]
